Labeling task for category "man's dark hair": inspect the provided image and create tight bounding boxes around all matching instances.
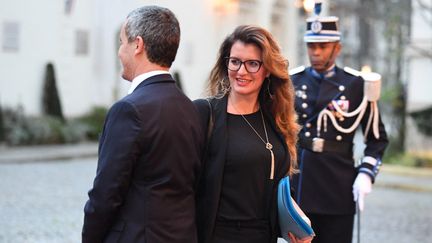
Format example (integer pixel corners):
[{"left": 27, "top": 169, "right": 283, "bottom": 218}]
[{"left": 125, "top": 6, "right": 180, "bottom": 68}]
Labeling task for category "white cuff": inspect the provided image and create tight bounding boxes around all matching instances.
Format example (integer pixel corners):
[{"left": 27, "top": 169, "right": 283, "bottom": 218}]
[{"left": 362, "top": 156, "right": 377, "bottom": 166}]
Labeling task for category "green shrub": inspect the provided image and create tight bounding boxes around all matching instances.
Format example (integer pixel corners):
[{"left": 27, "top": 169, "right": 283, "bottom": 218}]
[
  {"left": 5, "top": 115, "right": 65, "bottom": 145},
  {"left": 27, "top": 116, "right": 64, "bottom": 144},
  {"left": 3, "top": 106, "right": 28, "bottom": 145},
  {"left": 0, "top": 102, "right": 4, "bottom": 142},
  {"left": 1, "top": 105, "right": 107, "bottom": 145},
  {"left": 42, "top": 63, "right": 64, "bottom": 121},
  {"left": 61, "top": 120, "right": 89, "bottom": 143},
  {"left": 384, "top": 152, "right": 432, "bottom": 168},
  {"left": 75, "top": 106, "right": 107, "bottom": 140},
  {"left": 410, "top": 106, "right": 432, "bottom": 136}
]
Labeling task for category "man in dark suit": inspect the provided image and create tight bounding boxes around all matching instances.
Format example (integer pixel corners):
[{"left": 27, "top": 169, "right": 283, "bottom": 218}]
[
  {"left": 290, "top": 2, "right": 388, "bottom": 243},
  {"left": 82, "top": 6, "right": 204, "bottom": 243}
]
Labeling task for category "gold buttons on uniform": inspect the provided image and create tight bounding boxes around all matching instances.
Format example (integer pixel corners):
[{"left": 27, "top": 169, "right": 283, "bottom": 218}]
[
  {"left": 306, "top": 123, "right": 311, "bottom": 128},
  {"left": 302, "top": 85, "right": 307, "bottom": 90},
  {"left": 302, "top": 103, "right": 308, "bottom": 109},
  {"left": 302, "top": 114, "right": 308, "bottom": 118},
  {"left": 339, "top": 85, "right": 345, "bottom": 91},
  {"left": 340, "top": 95, "right": 346, "bottom": 100},
  {"left": 302, "top": 94, "right": 307, "bottom": 99},
  {"left": 305, "top": 132, "right": 311, "bottom": 137},
  {"left": 336, "top": 135, "right": 342, "bottom": 141}
]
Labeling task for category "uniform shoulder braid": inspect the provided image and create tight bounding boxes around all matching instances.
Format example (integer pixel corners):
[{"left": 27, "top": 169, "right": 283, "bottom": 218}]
[
  {"left": 343, "top": 66, "right": 361, "bottom": 77},
  {"left": 289, "top": 66, "right": 305, "bottom": 76}
]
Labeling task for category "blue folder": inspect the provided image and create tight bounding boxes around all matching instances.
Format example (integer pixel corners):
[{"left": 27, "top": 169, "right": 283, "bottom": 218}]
[{"left": 278, "top": 176, "right": 315, "bottom": 242}]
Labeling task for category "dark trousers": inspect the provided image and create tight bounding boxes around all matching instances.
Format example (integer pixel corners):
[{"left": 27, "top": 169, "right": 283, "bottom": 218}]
[{"left": 307, "top": 213, "right": 354, "bottom": 243}]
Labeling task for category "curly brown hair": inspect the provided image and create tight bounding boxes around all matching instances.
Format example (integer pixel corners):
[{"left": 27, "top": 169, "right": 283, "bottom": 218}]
[{"left": 206, "top": 25, "right": 300, "bottom": 175}]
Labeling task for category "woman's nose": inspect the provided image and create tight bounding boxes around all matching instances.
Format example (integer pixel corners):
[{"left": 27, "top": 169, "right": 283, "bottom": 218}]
[{"left": 237, "top": 63, "right": 248, "bottom": 74}]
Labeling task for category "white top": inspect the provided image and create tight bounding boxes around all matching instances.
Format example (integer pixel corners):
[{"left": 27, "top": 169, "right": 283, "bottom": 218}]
[{"left": 127, "top": 70, "right": 171, "bottom": 94}]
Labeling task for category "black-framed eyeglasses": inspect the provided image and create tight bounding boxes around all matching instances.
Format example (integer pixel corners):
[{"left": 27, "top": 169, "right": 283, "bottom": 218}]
[{"left": 225, "top": 57, "right": 263, "bottom": 73}]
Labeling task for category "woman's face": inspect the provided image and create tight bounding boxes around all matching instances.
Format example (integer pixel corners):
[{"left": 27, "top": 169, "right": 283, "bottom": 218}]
[{"left": 227, "top": 41, "right": 269, "bottom": 99}]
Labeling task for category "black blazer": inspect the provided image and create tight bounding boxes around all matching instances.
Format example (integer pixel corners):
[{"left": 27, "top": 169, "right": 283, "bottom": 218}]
[
  {"left": 193, "top": 95, "right": 290, "bottom": 243},
  {"left": 290, "top": 66, "right": 388, "bottom": 214},
  {"left": 82, "top": 74, "right": 204, "bottom": 243}
]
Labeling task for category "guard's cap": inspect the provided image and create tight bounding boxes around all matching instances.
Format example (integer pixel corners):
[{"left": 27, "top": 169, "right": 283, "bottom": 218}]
[{"left": 304, "top": 1, "right": 341, "bottom": 43}]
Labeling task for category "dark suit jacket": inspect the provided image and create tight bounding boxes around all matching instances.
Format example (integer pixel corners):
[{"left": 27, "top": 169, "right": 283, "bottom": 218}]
[
  {"left": 82, "top": 74, "right": 204, "bottom": 243},
  {"left": 193, "top": 95, "right": 290, "bottom": 243},
  {"left": 290, "top": 66, "right": 388, "bottom": 215}
]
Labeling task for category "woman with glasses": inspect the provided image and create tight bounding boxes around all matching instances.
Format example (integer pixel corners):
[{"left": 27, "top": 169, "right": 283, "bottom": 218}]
[{"left": 194, "top": 25, "right": 313, "bottom": 243}]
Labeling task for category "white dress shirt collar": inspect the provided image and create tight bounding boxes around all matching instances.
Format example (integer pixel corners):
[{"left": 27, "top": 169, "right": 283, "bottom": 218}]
[{"left": 128, "top": 70, "right": 171, "bottom": 94}]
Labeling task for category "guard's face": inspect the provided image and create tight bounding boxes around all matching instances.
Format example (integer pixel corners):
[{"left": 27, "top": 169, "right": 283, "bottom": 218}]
[
  {"left": 307, "top": 42, "right": 341, "bottom": 73},
  {"left": 227, "top": 41, "right": 269, "bottom": 99},
  {"left": 118, "top": 22, "right": 137, "bottom": 81}
]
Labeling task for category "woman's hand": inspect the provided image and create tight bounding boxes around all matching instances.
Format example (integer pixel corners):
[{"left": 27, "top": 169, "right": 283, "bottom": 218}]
[
  {"left": 288, "top": 232, "right": 313, "bottom": 243},
  {"left": 287, "top": 196, "right": 314, "bottom": 242}
]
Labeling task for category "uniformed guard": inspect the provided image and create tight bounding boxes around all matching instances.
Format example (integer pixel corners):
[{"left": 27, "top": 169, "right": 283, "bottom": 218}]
[{"left": 290, "top": 1, "right": 389, "bottom": 242}]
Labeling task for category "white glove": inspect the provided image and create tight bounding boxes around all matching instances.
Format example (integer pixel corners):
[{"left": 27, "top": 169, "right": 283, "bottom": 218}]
[{"left": 352, "top": 173, "right": 372, "bottom": 211}]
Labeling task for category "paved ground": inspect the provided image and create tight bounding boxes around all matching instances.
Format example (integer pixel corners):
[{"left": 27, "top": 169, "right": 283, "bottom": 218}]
[
  {"left": 0, "top": 158, "right": 96, "bottom": 243},
  {"left": 0, "top": 143, "right": 98, "bottom": 164},
  {"left": 278, "top": 169, "right": 432, "bottom": 243},
  {"left": 0, "top": 143, "right": 431, "bottom": 243}
]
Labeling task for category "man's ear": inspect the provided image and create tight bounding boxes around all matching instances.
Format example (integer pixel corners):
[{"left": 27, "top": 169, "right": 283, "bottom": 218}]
[
  {"left": 134, "top": 36, "right": 145, "bottom": 54},
  {"left": 335, "top": 42, "right": 342, "bottom": 53}
]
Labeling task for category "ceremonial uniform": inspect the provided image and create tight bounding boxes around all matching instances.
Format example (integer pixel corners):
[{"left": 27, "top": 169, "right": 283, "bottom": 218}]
[
  {"left": 290, "top": 66, "right": 388, "bottom": 214},
  {"left": 290, "top": 2, "right": 389, "bottom": 242}
]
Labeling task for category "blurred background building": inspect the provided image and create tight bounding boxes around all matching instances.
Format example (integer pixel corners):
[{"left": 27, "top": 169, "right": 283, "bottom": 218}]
[
  {"left": 1, "top": 0, "right": 431, "bottom": 157},
  {"left": 0, "top": 0, "right": 303, "bottom": 116}
]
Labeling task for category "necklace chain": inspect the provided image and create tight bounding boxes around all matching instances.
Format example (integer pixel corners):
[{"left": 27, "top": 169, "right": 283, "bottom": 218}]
[
  {"left": 237, "top": 108, "right": 272, "bottom": 150},
  {"left": 231, "top": 103, "right": 275, "bottom": 179}
]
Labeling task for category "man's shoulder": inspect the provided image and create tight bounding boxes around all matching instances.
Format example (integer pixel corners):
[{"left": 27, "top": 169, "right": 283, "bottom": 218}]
[
  {"left": 289, "top": 66, "right": 306, "bottom": 76},
  {"left": 342, "top": 66, "right": 362, "bottom": 77},
  {"left": 107, "top": 98, "right": 137, "bottom": 116},
  {"left": 111, "top": 92, "right": 158, "bottom": 114}
]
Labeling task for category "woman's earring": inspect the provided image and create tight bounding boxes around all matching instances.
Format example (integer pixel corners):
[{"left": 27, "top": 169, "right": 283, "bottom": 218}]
[
  {"left": 222, "top": 77, "right": 231, "bottom": 94},
  {"left": 267, "top": 77, "right": 274, "bottom": 99}
]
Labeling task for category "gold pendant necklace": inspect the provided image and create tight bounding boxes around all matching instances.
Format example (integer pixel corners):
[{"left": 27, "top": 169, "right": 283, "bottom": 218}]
[{"left": 232, "top": 104, "right": 275, "bottom": 180}]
